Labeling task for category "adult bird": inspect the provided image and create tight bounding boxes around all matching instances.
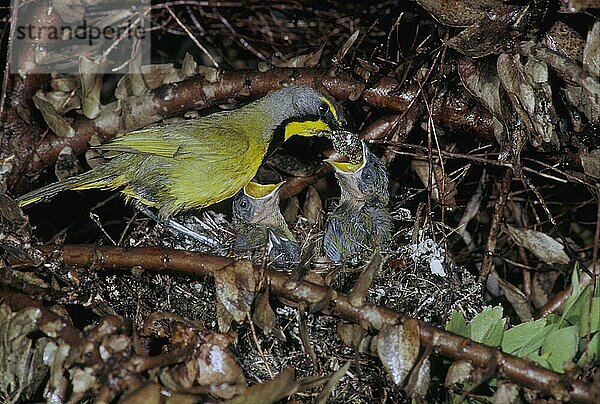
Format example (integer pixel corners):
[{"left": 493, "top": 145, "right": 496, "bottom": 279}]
[
  {"left": 323, "top": 141, "right": 392, "bottom": 264},
  {"left": 17, "top": 85, "right": 343, "bottom": 220}
]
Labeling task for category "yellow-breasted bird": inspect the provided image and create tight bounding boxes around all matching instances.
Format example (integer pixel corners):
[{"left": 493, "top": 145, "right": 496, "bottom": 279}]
[
  {"left": 232, "top": 181, "right": 300, "bottom": 268},
  {"left": 323, "top": 141, "right": 392, "bottom": 264},
  {"left": 16, "top": 85, "right": 343, "bottom": 220}
]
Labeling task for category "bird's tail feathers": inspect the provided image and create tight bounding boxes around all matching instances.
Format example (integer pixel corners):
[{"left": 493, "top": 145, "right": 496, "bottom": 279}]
[{"left": 16, "top": 170, "right": 116, "bottom": 207}]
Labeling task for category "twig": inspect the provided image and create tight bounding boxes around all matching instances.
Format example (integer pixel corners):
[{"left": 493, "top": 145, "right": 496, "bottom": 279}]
[
  {"left": 7, "top": 243, "right": 594, "bottom": 403},
  {"left": 480, "top": 169, "right": 513, "bottom": 283},
  {"left": 165, "top": 5, "right": 219, "bottom": 68}
]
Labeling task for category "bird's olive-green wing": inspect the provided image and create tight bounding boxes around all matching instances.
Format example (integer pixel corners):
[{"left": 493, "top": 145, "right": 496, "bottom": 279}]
[{"left": 96, "top": 117, "right": 250, "bottom": 161}]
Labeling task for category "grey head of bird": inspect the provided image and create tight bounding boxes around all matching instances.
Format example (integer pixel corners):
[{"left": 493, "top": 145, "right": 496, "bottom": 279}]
[
  {"left": 260, "top": 85, "right": 344, "bottom": 140},
  {"left": 325, "top": 141, "right": 389, "bottom": 205},
  {"left": 232, "top": 181, "right": 285, "bottom": 228}
]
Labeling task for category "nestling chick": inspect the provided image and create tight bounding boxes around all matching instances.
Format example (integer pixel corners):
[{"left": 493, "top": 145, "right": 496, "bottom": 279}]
[
  {"left": 232, "top": 181, "right": 300, "bottom": 268},
  {"left": 323, "top": 141, "right": 392, "bottom": 263}
]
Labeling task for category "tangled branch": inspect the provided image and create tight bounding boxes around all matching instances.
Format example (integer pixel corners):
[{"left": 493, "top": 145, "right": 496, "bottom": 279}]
[{"left": 3, "top": 244, "right": 592, "bottom": 403}]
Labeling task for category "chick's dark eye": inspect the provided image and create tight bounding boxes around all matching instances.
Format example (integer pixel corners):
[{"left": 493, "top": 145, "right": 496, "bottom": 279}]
[{"left": 362, "top": 168, "right": 375, "bottom": 184}]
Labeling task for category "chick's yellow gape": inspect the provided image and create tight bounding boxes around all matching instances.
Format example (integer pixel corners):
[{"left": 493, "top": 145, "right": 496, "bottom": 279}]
[{"left": 17, "top": 85, "right": 342, "bottom": 219}]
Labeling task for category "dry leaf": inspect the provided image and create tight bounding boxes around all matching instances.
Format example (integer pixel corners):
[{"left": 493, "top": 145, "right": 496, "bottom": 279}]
[
  {"left": 197, "top": 66, "right": 220, "bottom": 83},
  {"left": 50, "top": 77, "right": 79, "bottom": 93},
  {"left": 583, "top": 22, "right": 600, "bottom": 77},
  {"left": 52, "top": 0, "right": 84, "bottom": 23},
  {"left": 580, "top": 149, "right": 600, "bottom": 179},
  {"left": 377, "top": 320, "right": 420, "bottom": 386},
  {"left": 333, "top": 30, "right": 360, "bottom": 64},
  {"left": 337, "top": 322, "right": 370, "bottom": 353},
  {"left": 416, "top": 0, "right": 513, "bottom": 27},
  {"left": 497, "top": 54, "right": 556, "bottom": 146},
  {"left": 118, "top": 383, "right": 197, "bottom": 404},
  {"left": 214, "top": 260, "right": 255, "bottom": 324},
  {"left": 411, "top": 158, "right": 457, "bottom": 210},
  {"left": 444, "top": 360, "right": 474, "bottom": 387},
  {"left": 504, "top": 225, "right": 570, "bottom": 265},
  {"left": 128, "top": 51, "right": 147, "bottom": 97},
  {"left": 527, "top": 44, "right": 600, "bottom": 123},
  {"left": 216, "top": 298, "right": 235, "bottom": 333},
  {"left": 252, "top": 288, "right": 285, "bottom": 340},
  {"left": 458, "top": 58, "right": 503, "bottom": 118},
  {"left": 349, "top": 251, "right": 382, "bottom": 307},
  {"left": 273, "top": 44, "right": 324, "bottom": 68},
  {"left": 140, "top": 64, "right": 182, "bottom": 89},
  {"left": 195, "top": 333, "right": 247, "bottom": 399},
  {"left": 405, "top": 356, "right": 430, "bottom": 399},
  {"left": 494, "top": 381, "right": 521, "bottom": 404},
  {"left": 559, "top": 0, "right": 600, "bottom": 12},
  {"left": 226, "top": 367, "right": 298, "bottom": 404},
  {"left": 445, "top": 8, "right": 522, "bottom": 57},
  {"left": 493, "top": 272, "right": 533, "bottom": 321},
  {"left": 32, "top": 91, "right": 75, "bottom": 138},
  {"left": 543, "top": 21, "right": 585, "bottom": 61},
  {"left": 0, "top": 304, "right": 50, "bottom": 403},
  {"left": 283, "top": 196, "right": 300, "bottom": 225},
  {"left": 79, "top": 56, "right": 102, "bottom": 119},
  {"left": 303, "top": 185, "right": 323, "bottom": 226},
  {"left": 531, "top": 271, "right": 561, "bottom": 309},
  {"left": 181, "top": 53, "right": 197, "bottom": 78},
  {"left": 159, "top": 324, "right": 246, "bottom": 400}
]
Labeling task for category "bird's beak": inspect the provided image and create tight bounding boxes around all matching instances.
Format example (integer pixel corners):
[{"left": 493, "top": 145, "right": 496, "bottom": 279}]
[
  {"left": 324, "top": 141, "right": 367, "bottom": 174},
  {"left": 243, "top": 181, "right": 285, "bottom": 200},
  {"left": 322, "top": 109, "right": 344, "bottom": 132},
  {"left": 325, "top": 159, "right": 362, "bottom": 173}
]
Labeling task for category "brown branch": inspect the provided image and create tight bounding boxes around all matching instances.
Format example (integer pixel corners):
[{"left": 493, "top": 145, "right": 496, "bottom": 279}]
[
  {"left": 7, "top": 244, "right": 592, "bottom": 403},
  {"left": 5, "top": 68, "right": 495, "bottom": 194},
  {"left": 536, "top": 285, "right": 572, "bottom": 318}
]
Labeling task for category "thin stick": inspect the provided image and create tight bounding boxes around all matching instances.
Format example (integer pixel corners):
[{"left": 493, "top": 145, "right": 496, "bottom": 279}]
[{"left": 165, "top": 5, "right": 219, "bottom": 68}]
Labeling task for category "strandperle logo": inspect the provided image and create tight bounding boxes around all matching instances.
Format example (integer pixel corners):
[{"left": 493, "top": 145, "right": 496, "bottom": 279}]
[
  {"left": 15, "top": 19, "right": 146, "bottom": 46},
  {"left": 10, "top": 0, "right": 151, "bottom": 74}
]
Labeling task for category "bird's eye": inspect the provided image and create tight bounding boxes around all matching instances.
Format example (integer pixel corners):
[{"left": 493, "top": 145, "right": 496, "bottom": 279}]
[
  {"left": 318, "top": 102, "right": 329, "bottom": 116},
  {"left": 234, "top": 196, "right": 252, "bottom": 217},
  {"left": 362, "top": 168, "right": 376, "bottom": 185}
]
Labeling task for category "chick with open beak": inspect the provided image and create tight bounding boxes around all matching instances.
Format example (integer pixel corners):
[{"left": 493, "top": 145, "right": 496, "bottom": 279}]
[
  {"left": 232, "top": 181, "right": 300, "bottom": 268},
  {"left": 323, "top": 141, "right": 392, "bottom": 263}
]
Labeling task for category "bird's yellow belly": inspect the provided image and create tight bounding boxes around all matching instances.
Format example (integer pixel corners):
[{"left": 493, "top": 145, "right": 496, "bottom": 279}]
[{"left": 168, "top": 143, "right": 267, "bottom": 214}]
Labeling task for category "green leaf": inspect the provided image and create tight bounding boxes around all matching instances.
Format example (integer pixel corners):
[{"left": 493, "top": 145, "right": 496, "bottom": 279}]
[
  {"left": 578, "top": 297, "right": 600, "bottom": 336},
  {"left": 571, "top": 264, "right": 580, "bottom": 295},
  {"left": 446, "top": 311, "right": 469, "bottom": 338},
  {"left": 541, "top": 325, "right": 578, "bottom": 372},
  {"left": 577, "top": 332, "right": 599, "bottom": 366},
  {"left": 526, "top": 352, "right": 551, "bottom": 369},
  {"left": 560, "top": 284, "right": 591, "bottom": 328},
  {"left": 545, "top": 313, "right": 561, "bottom": 325},
  {"left": 469, "top": 306, "right": 505, "bottom": 347},
  {"left": 501, "top": 318, "right": 548, "bottom": 356}
]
